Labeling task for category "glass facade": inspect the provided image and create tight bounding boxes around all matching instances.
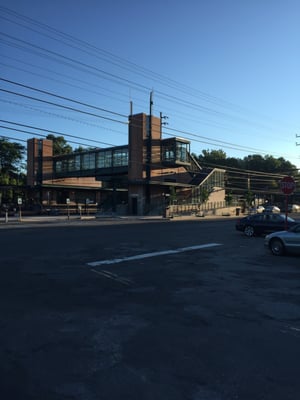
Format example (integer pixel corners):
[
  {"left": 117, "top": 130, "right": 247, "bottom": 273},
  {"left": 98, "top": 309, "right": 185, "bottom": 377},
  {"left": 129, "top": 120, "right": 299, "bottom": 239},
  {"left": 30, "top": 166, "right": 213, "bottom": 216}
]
[
  {"left": 54, "top": 147, "right": 128, "bottom": 174},
  {"left": 176, "top": 142, "right": 188, "bottom": 163},
  {"left": 191, "top": 169, "right": 225, "bottom": 203},
  {"left": 82, "top": 153, "right": 95, "bottom": 170},
  {"left": 97, "top": 150, "right": 112, "bottom": 168},
  {"left": 113, "top": 149, "right": 128, "bottom": 166},
  {"left": 162, "top": 138, "right": 189, "bottom": 165}
]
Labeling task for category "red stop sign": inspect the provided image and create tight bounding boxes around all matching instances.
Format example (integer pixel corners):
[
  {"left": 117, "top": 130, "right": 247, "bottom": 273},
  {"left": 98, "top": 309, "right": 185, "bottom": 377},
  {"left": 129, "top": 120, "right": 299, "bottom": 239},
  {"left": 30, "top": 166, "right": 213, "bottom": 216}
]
[{"left": 280, "top": 176, "right": 296, "bottom": 195}]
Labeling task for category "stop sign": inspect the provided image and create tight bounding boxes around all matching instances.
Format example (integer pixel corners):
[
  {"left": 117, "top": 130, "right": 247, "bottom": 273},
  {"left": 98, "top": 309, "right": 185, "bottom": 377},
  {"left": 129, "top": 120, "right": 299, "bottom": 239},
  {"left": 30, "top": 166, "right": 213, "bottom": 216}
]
[{"left": 280, "top": 176, "right": 296, "bottom": 195}]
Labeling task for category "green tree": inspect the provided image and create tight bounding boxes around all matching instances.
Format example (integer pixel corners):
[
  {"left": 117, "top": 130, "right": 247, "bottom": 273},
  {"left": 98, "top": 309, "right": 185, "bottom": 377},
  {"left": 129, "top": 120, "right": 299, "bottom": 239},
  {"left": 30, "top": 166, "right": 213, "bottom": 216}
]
[
  {"left": 0, "top": 138, "right": 25, "bottom": 204},
  {"left": 46, "top": 134, "right": 73, "bottom": 156},
  {"left": 225, "top": 191, "right": 233, "bottom": 205},
  {"left": 200, "top": 188, "right": 210, "bottom": 203},
  {"left": 198, "top": 149, "right": 227, "bottom": 166},
  {"left": 244, "top": 190, "right": 254, "bottom": 207},
  {"left": 0, "top": 138, "right": 25, "bottom": 175},
  {"left": 73, "top": 145, "right": 85, "bottom": 153}
]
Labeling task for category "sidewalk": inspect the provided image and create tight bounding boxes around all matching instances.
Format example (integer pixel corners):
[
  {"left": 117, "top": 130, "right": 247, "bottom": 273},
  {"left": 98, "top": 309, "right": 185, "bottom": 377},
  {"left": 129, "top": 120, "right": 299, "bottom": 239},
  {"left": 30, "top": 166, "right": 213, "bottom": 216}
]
[{"left": 0, "top": 211, "right": 239, "bottom": 227}]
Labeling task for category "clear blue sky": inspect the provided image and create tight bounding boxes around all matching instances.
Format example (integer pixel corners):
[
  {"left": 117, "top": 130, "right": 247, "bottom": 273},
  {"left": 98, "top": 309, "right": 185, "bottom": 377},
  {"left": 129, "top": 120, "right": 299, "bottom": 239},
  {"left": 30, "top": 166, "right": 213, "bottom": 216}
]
[{"left": 1, "top": 0, "right": 300, "bottom": 168}]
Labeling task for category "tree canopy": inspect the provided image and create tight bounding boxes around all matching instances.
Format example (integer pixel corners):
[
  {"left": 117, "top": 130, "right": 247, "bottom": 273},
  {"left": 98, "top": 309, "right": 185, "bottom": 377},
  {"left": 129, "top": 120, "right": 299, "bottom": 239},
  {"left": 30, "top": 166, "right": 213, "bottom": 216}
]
[
  {"left": 46, "top": 134, "right": 73, "bottom": 156},
  {"left": 197, "top": 149, "right": 298, "bottom": 175},
  {"left": 0, "top": 138, "right": 26, "bottom": 204},
  {"left": 0, "top": 138, "right": 25, "bottom": 176},
  {"left": 196, "top": 149, "right": 299, "bottom": 200}
]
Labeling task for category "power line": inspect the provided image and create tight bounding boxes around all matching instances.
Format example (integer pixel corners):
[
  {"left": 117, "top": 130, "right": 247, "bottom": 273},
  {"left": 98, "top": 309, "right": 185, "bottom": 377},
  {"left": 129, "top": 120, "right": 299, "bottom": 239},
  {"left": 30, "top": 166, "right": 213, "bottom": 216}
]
[
  {"left": 0, "top": 88, "right": 128, "bottom": 125},
  {"left": 1, "top": 7, "right": 299, "bottom": 167},
  {"left": 0, "top": 77, "right": 128, "bottom": 118},
  {"left": 0, "top": 120, "right": 115, "bottom": 147},
  {"left": 0, "top": 77, "right": 292, "bottom": 158}
]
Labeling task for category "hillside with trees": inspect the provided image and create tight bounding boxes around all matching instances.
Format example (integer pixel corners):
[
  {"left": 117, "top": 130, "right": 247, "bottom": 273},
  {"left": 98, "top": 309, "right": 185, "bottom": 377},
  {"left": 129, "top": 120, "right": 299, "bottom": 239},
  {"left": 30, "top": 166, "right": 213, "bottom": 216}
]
[{"left": 194, "top": 149, "right": 300, "bottom": 206}]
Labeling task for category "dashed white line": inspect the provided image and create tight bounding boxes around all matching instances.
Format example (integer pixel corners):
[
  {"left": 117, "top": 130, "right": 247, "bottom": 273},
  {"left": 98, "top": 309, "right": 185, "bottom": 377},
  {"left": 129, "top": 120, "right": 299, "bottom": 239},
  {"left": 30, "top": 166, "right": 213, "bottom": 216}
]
[{"left": 87, "top": 243, "right": 222, "bottom": 267}]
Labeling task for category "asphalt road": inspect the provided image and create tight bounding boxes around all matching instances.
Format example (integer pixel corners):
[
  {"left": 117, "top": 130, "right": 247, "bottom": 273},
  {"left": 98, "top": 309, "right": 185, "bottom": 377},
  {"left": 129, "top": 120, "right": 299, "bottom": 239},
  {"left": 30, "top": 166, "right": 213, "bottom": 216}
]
[{"left": 0, "top": 218, "right": 300, "bottom": 400}]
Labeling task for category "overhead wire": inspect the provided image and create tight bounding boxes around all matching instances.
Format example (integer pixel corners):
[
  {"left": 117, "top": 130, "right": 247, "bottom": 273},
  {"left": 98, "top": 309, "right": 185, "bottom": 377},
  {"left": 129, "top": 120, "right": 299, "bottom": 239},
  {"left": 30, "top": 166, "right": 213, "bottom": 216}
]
[
  {"left": 1, "top": 30, "right": 295, "bottom": 136},
  {"left": 0, "top": 120, "right": 116, "bottom": 147},
  {"left": 1, "top": 23, "right": 297, "bottom": 138},
  {"left": 1, "top": 6, "right": 299, "bottom": 168},
  {"left": 1, "top": 77, "right": 295, "bottom": 158},
  {"left": 2, "top": 3, "right": 298, "bottom": 134},
  {"left": 0, "top": 77, "right": 128, "bottom": 118},
  {"left": 0, "top": 87, "right": 128, "bottom": 125}
]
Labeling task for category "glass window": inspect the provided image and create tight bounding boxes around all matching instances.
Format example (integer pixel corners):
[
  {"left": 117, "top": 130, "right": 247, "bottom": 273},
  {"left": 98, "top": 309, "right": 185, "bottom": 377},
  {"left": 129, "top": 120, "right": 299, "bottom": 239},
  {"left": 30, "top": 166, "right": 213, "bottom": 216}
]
[
  {"left": 55, "top": 160, "right": 62, "bottom": 172},
  {"left": 113, "top": 149, "right": 128, "bottom": 166},
  {"left": 82, "top": 153, "right": 95, "bottom": 170},
  {"left": 68, "top": 157, "right": 76, "bottom": 171},
  {"left": 97, "top": 150, "right": 112, "bottom": 168},
  {"left": 75, "top": 155, "right": 81, "bottom": 170},
  {"left": 162, "top": 145, "right": 175, "bottom": 162},
  {"left": 176, "top": 142, "right": 188, "bottom": 163}
]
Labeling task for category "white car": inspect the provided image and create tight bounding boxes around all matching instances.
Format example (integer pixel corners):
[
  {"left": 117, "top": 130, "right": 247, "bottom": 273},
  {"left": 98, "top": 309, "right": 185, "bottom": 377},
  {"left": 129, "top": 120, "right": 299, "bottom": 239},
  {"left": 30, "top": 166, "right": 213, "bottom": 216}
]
[
  {"left": 249, "top": 205, "right": 265, "bottom": 214},
  {"left": 288, "top": 204, "right": 300, "bottom": 213},
  {"left": 263, "top": 205, "right": 280, "bottom": 213},
  {"left": 264, "top": 224, "right": 300, "bottom": 256}
]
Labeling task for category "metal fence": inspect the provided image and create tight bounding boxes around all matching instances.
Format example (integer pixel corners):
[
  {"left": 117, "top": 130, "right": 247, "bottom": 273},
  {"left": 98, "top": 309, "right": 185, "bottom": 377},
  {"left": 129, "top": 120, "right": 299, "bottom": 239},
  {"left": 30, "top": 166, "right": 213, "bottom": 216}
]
[{"left": 167, "top": 201, "right": 228, "bottom": 216}]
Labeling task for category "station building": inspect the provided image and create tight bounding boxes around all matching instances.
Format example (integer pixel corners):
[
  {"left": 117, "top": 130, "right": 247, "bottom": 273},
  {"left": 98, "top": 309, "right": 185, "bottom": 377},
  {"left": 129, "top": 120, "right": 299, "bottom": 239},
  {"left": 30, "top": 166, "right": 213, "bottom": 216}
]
[{"left": 27, "top": 113, "right": 226, "bottom": 215}]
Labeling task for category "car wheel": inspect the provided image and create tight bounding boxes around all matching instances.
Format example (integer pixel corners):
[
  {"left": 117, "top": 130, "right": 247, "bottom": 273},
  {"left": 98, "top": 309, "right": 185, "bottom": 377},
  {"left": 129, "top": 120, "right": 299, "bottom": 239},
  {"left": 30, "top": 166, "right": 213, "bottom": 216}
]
[
  {"left": 270, "top": 238, "right": 285, "bottom": 256},
  {"left": 244, "top": 225, "right": 255, "bottom": 237}
]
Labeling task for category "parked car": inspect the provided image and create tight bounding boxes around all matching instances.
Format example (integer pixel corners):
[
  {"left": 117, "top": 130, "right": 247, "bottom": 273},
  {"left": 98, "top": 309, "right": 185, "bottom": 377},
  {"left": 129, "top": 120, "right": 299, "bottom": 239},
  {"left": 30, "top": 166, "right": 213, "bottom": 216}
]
[
  {"left": 265, "top": 223, "right": 300, "bottom": 255},
  {"left": 235, "top": 213, "right": 297, "bottom": 237},
  {"left": 249, "top": 205, "right": 265, "bottom": 214},
  {"left": 263, "top": 205, "right": 280, "bottom": 213},
  {"left": 288, "top": 204, "right": 300, "bottom": 213}
]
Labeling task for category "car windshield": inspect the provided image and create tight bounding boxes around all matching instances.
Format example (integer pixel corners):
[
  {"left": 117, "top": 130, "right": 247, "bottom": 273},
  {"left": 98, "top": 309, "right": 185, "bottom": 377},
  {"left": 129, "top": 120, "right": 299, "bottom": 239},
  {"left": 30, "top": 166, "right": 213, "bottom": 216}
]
[
  {"left": 249, "top": 213, "right": 294, "bottom": 222},
  {"left": 286, "top": 216, "right": 295, "bottom": 222}
]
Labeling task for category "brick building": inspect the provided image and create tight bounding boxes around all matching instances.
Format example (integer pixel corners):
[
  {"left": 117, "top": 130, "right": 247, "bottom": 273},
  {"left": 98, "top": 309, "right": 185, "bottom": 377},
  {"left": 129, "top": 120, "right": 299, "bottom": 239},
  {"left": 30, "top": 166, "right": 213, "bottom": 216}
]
[{"left": 27, "top": 113, "right": 225, "bottom": 215}]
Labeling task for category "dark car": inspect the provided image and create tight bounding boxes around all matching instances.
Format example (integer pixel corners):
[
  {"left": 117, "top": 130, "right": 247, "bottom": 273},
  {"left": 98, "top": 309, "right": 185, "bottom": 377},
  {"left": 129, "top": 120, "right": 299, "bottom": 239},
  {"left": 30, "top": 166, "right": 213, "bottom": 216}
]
[{"left": 235, "top": 213, "right": 297, "bottom": 237}]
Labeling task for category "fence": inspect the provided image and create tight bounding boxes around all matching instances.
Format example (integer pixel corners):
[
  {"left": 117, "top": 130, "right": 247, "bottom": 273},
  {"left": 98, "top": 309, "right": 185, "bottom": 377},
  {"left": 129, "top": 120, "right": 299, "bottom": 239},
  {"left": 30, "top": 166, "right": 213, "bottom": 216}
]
[{"left": 167, "top": 201, "right": 228, "bottom": 217}]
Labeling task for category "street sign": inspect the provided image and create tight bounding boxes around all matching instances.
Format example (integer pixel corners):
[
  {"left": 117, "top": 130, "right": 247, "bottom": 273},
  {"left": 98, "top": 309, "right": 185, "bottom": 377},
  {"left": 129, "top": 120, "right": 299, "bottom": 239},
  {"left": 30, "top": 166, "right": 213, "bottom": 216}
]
[
  {"left": 280, "top": 176, "right": 296, "bottom": 195},
  {"left": 17, "top": 197, "right": 22, "bottom": 205}
]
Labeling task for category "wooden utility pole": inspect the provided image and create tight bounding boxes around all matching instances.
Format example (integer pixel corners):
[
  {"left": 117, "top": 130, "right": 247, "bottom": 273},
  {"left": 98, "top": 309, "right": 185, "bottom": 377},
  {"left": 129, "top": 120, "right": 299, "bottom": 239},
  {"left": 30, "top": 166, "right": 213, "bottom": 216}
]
[{"left": 145, "top": 92, "right": 153, "bottom": 210}]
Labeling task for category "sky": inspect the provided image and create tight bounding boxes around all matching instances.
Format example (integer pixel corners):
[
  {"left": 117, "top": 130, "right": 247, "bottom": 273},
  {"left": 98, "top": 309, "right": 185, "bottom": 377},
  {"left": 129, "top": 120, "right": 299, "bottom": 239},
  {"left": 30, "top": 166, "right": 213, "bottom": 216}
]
[{"left": 1, "top": 0, "right": 300, "bottom": 168}]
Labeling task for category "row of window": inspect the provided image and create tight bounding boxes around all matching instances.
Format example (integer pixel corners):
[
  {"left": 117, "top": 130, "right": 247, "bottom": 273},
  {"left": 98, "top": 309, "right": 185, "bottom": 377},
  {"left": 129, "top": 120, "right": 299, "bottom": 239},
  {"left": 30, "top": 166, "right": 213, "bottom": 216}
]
[
  {"left": 55, "top": 141, "right": 191, "bottom": 173},
  {"left": 162, "top": 142, "right": 189, "bottom": 163},
  {"left": 55, "top": 149, "right": 129, "bottom": 173}
]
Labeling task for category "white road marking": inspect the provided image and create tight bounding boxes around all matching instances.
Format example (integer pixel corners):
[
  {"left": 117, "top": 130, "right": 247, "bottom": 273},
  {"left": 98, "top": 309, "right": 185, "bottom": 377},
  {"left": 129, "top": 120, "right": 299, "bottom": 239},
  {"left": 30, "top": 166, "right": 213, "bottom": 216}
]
[
  {"left": 91, "top": 269, "right": 133, "bottom": 285},
  {"left": 87, "top": 243, "right": 222, "bottom": 267}
]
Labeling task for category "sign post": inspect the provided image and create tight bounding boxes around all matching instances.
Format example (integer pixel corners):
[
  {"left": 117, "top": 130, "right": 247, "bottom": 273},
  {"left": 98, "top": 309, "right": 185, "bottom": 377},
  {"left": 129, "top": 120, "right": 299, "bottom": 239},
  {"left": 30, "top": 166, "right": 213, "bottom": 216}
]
[
  {"left": 66, "top": 198, "right": 70, "bottom": 220},
  {"left": 280, "top": 176, "right": 296, "bottom": 230},
  {"left": 17, "top": 197, "right": 22, "bottom": 222}
]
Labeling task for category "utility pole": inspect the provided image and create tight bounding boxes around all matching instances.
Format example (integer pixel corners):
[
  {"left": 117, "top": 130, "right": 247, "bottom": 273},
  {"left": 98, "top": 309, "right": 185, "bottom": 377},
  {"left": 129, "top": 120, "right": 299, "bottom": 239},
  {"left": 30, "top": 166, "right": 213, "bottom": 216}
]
[
  {"left": 160, "top": 112, "right": 169, "bottom": 135},
  {"left": 296, "top": 134, "right": 300, "bottom": 146},
  {"left": 145, "top": 91, "right": 153, "bottom": 211}
]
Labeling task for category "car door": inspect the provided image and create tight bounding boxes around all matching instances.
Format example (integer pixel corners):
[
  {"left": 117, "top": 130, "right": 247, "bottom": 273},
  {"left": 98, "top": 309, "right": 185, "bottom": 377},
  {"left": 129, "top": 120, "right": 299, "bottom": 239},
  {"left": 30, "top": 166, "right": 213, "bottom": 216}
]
[
  {"left": 268, "top": 214, "right": 286, "bottom": 233},
  {"left": 253, "top": 214, "right": 267, "bottom": 234},
  {"left": 285, "top": 225, "right": 300, "bottom": 251}
]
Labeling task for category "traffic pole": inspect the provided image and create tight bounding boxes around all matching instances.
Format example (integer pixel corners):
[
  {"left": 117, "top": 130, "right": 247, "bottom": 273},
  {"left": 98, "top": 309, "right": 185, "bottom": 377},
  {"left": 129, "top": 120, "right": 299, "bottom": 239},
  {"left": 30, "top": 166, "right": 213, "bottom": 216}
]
[{"left": 285, "top": 194, "right": 288, "bottom": 230}]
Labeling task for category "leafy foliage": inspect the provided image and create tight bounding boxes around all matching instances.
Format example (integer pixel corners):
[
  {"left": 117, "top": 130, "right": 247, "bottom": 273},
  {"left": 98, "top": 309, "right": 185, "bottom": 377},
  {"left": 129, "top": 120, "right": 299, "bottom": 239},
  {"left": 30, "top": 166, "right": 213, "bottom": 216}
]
[
  {"left": 197, "top": 148, "right": 299, "bottom": 203},
  {"left": 0, "top": 138, "right": 26, "bottom": 204},
  {"left": 46, "top": 134, "right": 73, "bottom": 155},
  {"left": 0, "top": 138, "right": 25, "bottom": 175},
  {"left": 197, "top": 149, "right": 298, "bottom": 175}
]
